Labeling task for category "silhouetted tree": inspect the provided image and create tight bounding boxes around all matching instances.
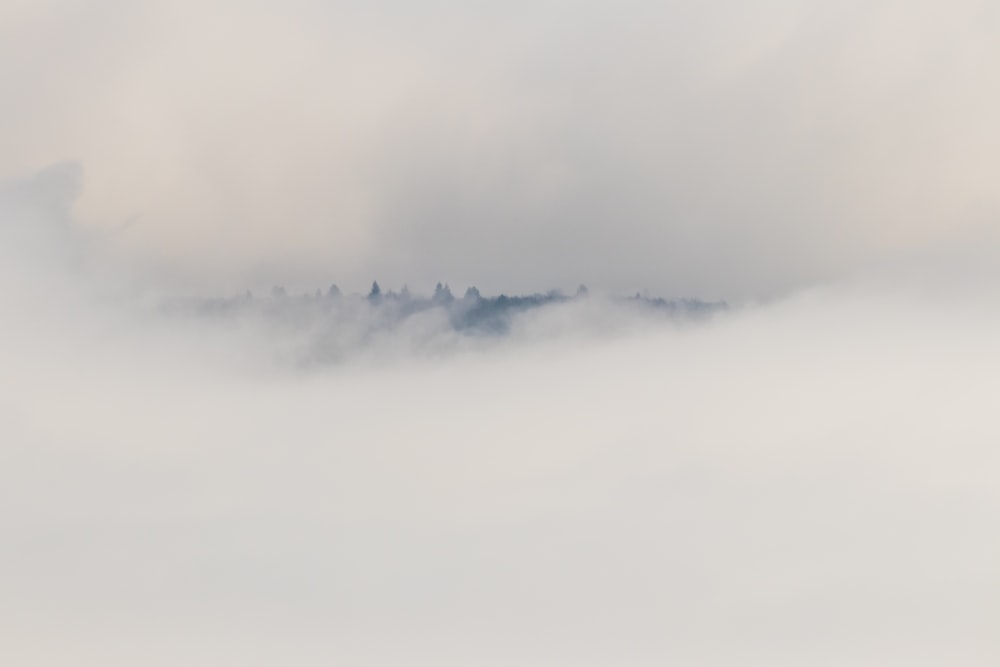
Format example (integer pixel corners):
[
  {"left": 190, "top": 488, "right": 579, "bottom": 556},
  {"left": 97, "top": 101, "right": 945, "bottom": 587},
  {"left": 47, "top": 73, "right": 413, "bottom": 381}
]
[
  {"left": 433, "top": 282, "right": 454, "bottom": 303},
  {"left": 327, "top": 283, "right": 341, "bottom": 298},
  {"left": 368, "top": 281, "right": 382, "bottom": 302}
]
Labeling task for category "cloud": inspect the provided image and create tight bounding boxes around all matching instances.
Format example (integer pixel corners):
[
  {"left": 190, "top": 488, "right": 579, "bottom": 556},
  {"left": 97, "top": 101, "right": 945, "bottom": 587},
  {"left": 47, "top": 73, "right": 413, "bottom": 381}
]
[
  {"left": 2, "top": 170, "right": 1000, "bottom": 665},
  {"left": 3, "top": 3, "right": 1000, "bottom": 663},
  {"left": 4, "top": 283, "right": 1000, "bottom": 665},
  {"left": 3, "top": 0, "right": 999, "bottom": 298}
]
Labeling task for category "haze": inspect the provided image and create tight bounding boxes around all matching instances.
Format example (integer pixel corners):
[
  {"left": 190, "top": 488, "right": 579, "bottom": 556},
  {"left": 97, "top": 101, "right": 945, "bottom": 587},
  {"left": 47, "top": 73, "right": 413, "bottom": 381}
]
[
  {"left": 2, "top": 1, "right": 999, "bottom": 665},
  {"left": 4, "top": 0, "right": 1000, "bottom": 297}
]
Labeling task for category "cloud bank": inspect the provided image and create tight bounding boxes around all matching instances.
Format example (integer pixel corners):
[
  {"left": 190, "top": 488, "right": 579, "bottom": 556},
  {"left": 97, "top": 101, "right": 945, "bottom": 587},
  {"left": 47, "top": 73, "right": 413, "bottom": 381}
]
[
  {"left": 4, "top": 1, "right": 1000, "bottom": 664},
  {"left": 2, "top": 165, "right": 1000, "bottom": 665},
  {"left": 3, "top": 0, "right": 999, "bottom": 298}
]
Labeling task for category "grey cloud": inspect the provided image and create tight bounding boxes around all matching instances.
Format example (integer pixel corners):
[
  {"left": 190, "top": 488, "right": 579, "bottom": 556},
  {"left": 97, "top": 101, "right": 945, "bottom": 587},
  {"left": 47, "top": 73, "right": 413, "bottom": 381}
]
[
  {"left": 3, "top": 268, "right": 1000, "bottom": 665},
  {"left": 3, "top": 174, "right": 1000, "bottom": 666},
  {"left": 3, "top": 1, "right": 999, "bottom": 298},
  {"left": 3, "top": 3, "right": 1000, "bottom": 665}
]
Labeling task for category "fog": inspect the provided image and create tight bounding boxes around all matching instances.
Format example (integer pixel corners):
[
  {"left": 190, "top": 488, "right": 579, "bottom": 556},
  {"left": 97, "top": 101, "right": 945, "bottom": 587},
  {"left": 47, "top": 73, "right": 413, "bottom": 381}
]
[
  {"left": 3, "top": 166, "right": 1000, "bottom": 665},
  {"left": 4, "top": 0, "right": 1000, "bottom": 298},
  {"left": 4, "top": 0, "right": 1000, "bottom": 663}
]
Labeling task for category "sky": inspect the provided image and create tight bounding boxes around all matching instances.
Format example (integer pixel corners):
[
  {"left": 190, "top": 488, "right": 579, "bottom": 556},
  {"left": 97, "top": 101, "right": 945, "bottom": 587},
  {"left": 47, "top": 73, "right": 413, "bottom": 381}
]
[
  {"left": 3, "top": 1, "right": 1000, "bottom": 665},
  {"left": 3, "top": 0, "right": 999, "bottom": 298}
]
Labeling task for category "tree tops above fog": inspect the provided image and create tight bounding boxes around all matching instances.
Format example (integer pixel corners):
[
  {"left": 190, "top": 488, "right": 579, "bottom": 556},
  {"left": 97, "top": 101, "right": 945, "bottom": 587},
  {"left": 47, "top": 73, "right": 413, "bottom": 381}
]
[{"left": 175, "top": 281, "right": 725, "bottom": 335}]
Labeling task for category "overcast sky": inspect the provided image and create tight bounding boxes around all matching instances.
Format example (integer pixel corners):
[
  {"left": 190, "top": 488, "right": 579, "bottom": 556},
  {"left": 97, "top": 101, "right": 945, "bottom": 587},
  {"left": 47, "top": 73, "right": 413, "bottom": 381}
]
[
  {"left": 4, "top": 0, "right": 999, "bottom": 298},
  {"left": 5, "top": 3, "right": 1000, "bottom": 665}
]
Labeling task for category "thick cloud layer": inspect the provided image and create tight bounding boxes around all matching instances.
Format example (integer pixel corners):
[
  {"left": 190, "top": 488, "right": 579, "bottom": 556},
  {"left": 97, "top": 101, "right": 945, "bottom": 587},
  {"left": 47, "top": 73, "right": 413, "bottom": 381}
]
[
  {"left": 4, "top": 0, "right": 1000, "bottom": 298},
  {"left": 3, "top": 168, "right": 1000, "bottom": 665},
  {"left": 5, "top": 282, "right": 1000, "bottom": 665},
  {"left": 4, "top": 2, "right": 1000, "bottom": 664}
]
